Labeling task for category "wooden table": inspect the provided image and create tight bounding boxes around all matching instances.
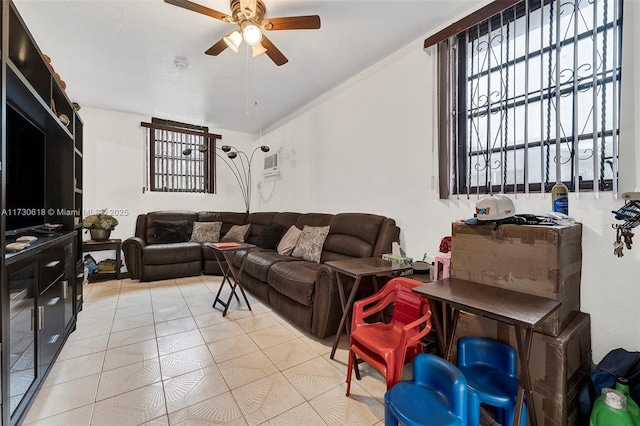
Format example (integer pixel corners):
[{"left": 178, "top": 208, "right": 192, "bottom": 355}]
[
  {"left": 412, "top": 278, "right": 561, "bottom": 426},
  {"left": 325, "top": 257, "right": 412, "bottom": 360},
  {"left": 82, "top": 239, "right": 123, "bottom": 282},
  {"left": 206, "top": 242, "right": 254, "bottom": 316}
]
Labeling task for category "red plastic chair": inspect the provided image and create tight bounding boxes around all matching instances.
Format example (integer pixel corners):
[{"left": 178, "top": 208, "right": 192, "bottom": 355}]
[{"left": 346, "top": 277, "right": 432, "bottom": 396}]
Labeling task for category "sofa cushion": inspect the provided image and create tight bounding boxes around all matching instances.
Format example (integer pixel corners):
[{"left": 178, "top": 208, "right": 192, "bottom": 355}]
[
  {"left": 143, "top": 242, "right": 202, "bottom": 265},
  {"left": 221, "top": 224, "right": 251, "bottom": 242},
  {"left": 256, "top": 223, "right": 287, "bottom": 249},
  {"left": 197, "top": 212, "right": 248, "bottom": 237},
  {"left": 190, "top": 221, "right": 222, "bottom": 243},
  {"left": 153, "top": 220, "right": 191, "bottom": 243},
  {"left": 322, "top": 213, "right": 385, "bottom": 259},
  {"left": 145, "top": 211, "right": 198, "bottom": 243},
  {"left": 295, "top": 213, "right": 333, "bottom": 229},
  {"left": 271, "top": 212, "right": 301, "bottom": 229},
  {"left": 277, "top": 225, "right": 302, "bottom": 255},
  {"left": 244, "top": 251, "right": 301, "bottom": 282},
  {"left": 268, "top": 261, "right": 324, "bottom": 307},
  {"left": 291, "top": 225, "right": 330, "bottom": 263},
  {"left": 246, "top": 212, "right": 278, "bottom": 244}
]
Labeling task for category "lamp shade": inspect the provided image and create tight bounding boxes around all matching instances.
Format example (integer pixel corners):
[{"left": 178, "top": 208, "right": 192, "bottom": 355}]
[
  {"left": 223, "top": 30, "right": 242, "bottom": 52},
  {"left": 251, "top": 43, "right": 267, "bottom": 58},
  {"left": 242, "top": 24, "right": 262, "bottom": 46}
]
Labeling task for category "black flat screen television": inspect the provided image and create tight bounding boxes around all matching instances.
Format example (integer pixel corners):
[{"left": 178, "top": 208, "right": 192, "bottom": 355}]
[{"left": 6, "top": 105, "right": 46, "bottom": 232}]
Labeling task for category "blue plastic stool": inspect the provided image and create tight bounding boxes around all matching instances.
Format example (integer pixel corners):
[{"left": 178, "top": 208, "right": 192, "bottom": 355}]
[
  {"left": 457, "top": 336, "right": 527, "bottom": 426},
  {"left": 384, "top": 353, "right": 468, "bottom": 426}
]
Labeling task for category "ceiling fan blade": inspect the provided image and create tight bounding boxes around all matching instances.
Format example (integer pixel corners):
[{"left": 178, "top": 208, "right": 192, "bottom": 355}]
[
  {"left": 205, "top": 37, "right": 229, "bottom": 56},
  {"left": 261, "top": 35, "right": 288, "bottom": 66},
  {"left": 239, "top": 0, "right": 258, "bottom": 19},
  {"left": 262, "top": 15, "right": 321, "bottom": 31},
  {"left": 164, "top": 0, "right": 231, "bottom": 22}
]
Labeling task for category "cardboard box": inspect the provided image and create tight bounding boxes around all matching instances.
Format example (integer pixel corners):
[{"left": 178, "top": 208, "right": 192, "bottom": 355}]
[
  {"left": 452, "top": 311, "right": 592, "bottom": 426},
  {"left": 382, "top": 253, "right": 413, "bottom": 276},
  {"left": 451, "top": 222, "right": 582, "bottom": 336}
]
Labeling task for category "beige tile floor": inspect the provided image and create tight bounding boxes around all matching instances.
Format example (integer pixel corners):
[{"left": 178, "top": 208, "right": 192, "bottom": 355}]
[{"left": 23, "top": 275, "right": 397, "bottom": 426}]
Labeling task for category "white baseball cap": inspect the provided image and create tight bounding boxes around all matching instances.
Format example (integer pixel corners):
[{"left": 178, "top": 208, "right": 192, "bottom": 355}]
[{"left": 470, "top": 194, "right": 517, "bottom": 222}]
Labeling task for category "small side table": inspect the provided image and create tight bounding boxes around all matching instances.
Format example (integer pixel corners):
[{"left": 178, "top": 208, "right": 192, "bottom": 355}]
[
  {"left": 325, "top": 257, "right": 412, "bottom": 360},
  {"left": 82, "top": 239, "right": 123, "bottom": 282},
  {"left": 412, "top": 278, "right": 561, "bottom": 426},
  {"left": 206, "top": 242, "right": 254, "bottom": 316}
]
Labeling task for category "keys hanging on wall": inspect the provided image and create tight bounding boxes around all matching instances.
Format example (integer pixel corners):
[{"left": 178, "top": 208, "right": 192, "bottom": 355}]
[
  {"left": 623, "top": 228, "right": 634, "bottom": 250},
  {"left": 612, "top": 193, "right": 640, "bottom": 257},
  {"left": 614, "top": 229, "right": 624, "bottom": 258}
]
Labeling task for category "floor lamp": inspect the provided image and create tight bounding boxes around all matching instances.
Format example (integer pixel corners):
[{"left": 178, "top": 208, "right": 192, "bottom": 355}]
[{"left": 216, "top": 144, "right": 270, "bottom": 213}]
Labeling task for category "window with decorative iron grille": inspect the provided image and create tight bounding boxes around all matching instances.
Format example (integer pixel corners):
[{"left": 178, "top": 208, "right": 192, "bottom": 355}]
[
  {"left": 437, "top": 0, "right": 623, "bottom": 197},
  {"left": 141, "top": 119, "right": 221, "bottom": 193}
]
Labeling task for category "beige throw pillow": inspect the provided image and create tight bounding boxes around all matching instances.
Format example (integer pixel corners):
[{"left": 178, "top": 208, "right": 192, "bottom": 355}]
[
  {"left": 221, "top": 224, "right": 251, "bottom": 242},
  {"left": 291, "top": 225, "right": 330, "bottom": 263},
  {"left": 277, "top": 226, "right": 303, "bottom": 256},
  {"left": 190, "top": 221, "right": 222, "bottom": 243}
]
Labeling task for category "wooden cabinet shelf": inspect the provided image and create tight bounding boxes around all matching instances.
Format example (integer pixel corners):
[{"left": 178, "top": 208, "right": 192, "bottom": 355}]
[
  {"left": 8, "top": 2, "right": 74, "bottom": 131},
  {"left": 2, "top": 2, "right": 83, "bottom": 425}
]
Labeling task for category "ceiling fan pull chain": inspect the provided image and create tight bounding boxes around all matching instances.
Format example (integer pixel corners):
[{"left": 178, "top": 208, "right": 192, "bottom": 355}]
[{"left": 246, "top": 45, "right": 250, "bottom": 116}]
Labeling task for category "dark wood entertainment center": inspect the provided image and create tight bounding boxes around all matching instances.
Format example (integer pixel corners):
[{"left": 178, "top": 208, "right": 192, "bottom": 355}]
[{"left": 1, "top": 1, "right": 83, "bottom": 424}]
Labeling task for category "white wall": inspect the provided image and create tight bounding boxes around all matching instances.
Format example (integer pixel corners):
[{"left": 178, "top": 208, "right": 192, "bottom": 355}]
[
  {"left": 251, "top": 19, "right": 640, "bottom": 362},
  {"left": 81, "top": 107, "right": 255, "bottom": 243},
  {"left": 83, "top": 6, "right": 640, "bottom": 363}
]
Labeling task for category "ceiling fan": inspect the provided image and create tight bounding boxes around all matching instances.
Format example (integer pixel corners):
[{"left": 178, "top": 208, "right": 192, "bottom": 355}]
[{"left": 164, "top": 0, "right": 321, "bottom": 66}]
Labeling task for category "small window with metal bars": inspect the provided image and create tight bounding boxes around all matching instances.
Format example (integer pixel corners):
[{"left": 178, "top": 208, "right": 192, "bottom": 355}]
[
  {"left": 141, "top": 118, "right": 221, "bottom": 193},
  {"left": 440, "top": 0, "right": 623, "bottom": 197}
]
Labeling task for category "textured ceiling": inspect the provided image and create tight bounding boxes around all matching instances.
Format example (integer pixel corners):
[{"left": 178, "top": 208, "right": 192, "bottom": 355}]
[{"left": 13, "top": 0, "right": 479, "bottom": 134}]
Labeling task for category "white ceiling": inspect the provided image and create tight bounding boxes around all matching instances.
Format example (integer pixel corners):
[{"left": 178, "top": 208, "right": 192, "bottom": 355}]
[{"left": 13, "top": 0, "right": 479, "bottom": 134}]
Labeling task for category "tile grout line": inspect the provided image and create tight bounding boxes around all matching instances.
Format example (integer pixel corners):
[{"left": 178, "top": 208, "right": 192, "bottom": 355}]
[{"left": 26, "top": 276, "right": 388, "bottom": 425}]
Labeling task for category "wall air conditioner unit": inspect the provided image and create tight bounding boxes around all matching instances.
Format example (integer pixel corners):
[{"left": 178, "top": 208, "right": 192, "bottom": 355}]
[{"left": 263, "top": 152, "right": 281, "bottom": 177}]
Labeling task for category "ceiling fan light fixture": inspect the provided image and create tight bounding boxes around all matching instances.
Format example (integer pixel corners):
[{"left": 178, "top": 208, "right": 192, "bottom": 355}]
[
  {"left": 165, "top": 0, "right": 321, "bottom": 66},
  {"left": 242, "top": 23, "right": 262, "bottom": 46},
  {"left": 223, "top": 30, "right": 243, "bottom": 52},
  {"left": 243, "top": 7, "right": 255, "bottom": 19},
  {"left": 251, "top": 43, "right": 267, "bottom": 57}
]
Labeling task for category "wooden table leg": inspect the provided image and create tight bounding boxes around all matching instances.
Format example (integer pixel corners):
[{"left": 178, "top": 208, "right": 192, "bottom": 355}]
[
  {"left": 428, "top": 298, "right": 446, "bottom": 357},
  {"left": 330, "top": 275, "right": 362, "bottom": 359},
  {"left": 115, "top": 241, "right": 122, "bottom": 279},
  {"left": 212, "top": 270, "right": 233, "bottom": 310},
  {"left": 444, "top": 308, "right": 459, "bottom": 362},
  {"left": 221, "top": 251, "right": 252, "bottom": 316},
  {"left": 212, "top": 251, "right": 239, "bottom": 312},
  {"left": 514, "top": 325, "right": 536, "bottom": 426}
]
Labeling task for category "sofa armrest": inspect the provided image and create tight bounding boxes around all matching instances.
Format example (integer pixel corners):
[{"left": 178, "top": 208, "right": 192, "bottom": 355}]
[
  {"left": 123, "top": 237, "right": 146, "bottom": 280},
  {"left": 134, "top": 214, "right": 147, "bottom": 239},
  {"left": 312, "top": 264, "right": 349, "bottom": 339}
]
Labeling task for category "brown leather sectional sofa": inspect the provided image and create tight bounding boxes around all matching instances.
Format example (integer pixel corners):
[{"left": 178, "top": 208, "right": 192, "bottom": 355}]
[{"left": 123, "top": 210, "right": 400, "bottom": 338}]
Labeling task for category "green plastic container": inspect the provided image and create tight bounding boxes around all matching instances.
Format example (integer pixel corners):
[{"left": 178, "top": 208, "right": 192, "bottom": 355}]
[
  {"left": 590, "top": 388, "right": 635, "bottom": 426},
  {"left": 616, "top": 377, "right": 640, "bottom": 425}
]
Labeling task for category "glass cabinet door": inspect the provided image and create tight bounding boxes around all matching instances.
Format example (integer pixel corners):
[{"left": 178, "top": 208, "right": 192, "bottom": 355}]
[{"left": 8, "top": 261, "right": 37, "bottom": 416}]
